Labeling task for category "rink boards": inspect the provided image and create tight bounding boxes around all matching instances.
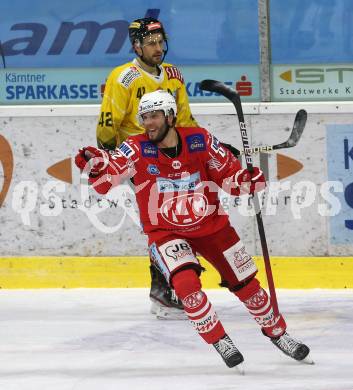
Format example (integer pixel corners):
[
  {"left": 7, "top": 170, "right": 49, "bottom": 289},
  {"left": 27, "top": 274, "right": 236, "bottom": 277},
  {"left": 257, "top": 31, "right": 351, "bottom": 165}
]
[
  {"left": 1, "top": 103, "right": 353, "bottom": 290},
  {"left": 0, "top": 256, "right": 352, "bottom": 289},
  {"left": 1, "top": 103, "right": 353, "bottom": 259}
]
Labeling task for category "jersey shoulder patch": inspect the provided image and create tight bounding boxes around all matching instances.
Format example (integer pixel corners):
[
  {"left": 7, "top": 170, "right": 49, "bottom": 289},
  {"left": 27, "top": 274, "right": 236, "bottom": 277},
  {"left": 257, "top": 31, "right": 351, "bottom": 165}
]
[
  {"left": 163, "top": 64, "right": 184, "bottom": 83},
  {"left": 209, "top": 134, "right": 227, "bottom": 158},
  {"left": 210, "top": 134, "right": 221, "bottom": 153},
  {"left": 118, "top": 141, "right": 136, "bottom": 158},
  {"left": 117, "top": 65, "right": 142, "bottom": 88}
]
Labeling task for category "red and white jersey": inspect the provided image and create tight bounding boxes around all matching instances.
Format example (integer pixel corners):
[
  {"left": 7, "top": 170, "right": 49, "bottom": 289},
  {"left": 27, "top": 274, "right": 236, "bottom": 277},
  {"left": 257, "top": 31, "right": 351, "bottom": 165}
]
[{"left": 107, "top": 127, "right": 242, "bottom": 242}]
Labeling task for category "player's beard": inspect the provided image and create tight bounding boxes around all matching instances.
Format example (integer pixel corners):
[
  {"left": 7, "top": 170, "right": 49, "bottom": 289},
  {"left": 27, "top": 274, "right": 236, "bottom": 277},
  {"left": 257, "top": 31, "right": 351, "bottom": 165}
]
[
  {"left": 149, "top": 119, "right": 170, "bottom": 144},
  {"left": 140, "top": 49, "right": 163, "bottom": 67}
]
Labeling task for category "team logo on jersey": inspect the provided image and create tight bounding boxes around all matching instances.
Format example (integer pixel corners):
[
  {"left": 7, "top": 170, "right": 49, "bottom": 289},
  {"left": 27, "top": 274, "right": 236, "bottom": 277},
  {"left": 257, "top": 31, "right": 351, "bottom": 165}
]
[
  {"left": 160, "top": 193, "right": 209, "bottom": 227},
  {"left": 157, "top": 172, "right": 200, "bottom": 193},
  {"left": 147, "top": 164, "right": 160, "bottom": 175},
  {"left": 140, "top": 141, "right": 158, "bottom": 158},
  {"left": 186, "top": 134, "right": 206, "bottom": 153},
  {"left": 207, "top": 157, "right": 225, "bottom": 171},
  {"left": 118, "top": 66, "right": 141, "bottom": 88},
  {"left": 118, "top": 142, "right": 135, "bottom": 158},
  {"left": 172, "top": 160, "right": 181, "bottom": 170}
]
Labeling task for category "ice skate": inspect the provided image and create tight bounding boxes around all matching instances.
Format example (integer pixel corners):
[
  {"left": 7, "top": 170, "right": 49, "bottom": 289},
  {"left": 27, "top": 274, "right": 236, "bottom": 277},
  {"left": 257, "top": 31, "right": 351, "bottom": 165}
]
[
  {"left": 150, "top": 265, "right": 186, "bottom": 320},
  {"left": 213, "top": 334, "right": 244, "bottom": 373},
  {"left": 271, "top": 332, "right": 314, "bottom": 364}
]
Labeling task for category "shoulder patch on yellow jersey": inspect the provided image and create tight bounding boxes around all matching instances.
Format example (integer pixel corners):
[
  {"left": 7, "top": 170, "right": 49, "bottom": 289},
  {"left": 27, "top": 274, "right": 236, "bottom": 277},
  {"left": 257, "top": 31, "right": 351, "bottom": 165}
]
[
  {"left": 163, "top": 65, "right": 184, "bottom": 83},
  {"left": 118, "top": 66, "right": 142, "bottom": 88}
]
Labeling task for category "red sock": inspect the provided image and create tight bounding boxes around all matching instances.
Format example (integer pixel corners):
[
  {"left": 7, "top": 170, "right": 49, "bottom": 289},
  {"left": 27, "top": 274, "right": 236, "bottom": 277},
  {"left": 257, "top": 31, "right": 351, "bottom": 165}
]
[
  {"left": 234, "top": 278, "right": 286, "bottom": 338},
  {"left": 172, "top": 269, "right": 225, "bottom": 344}
]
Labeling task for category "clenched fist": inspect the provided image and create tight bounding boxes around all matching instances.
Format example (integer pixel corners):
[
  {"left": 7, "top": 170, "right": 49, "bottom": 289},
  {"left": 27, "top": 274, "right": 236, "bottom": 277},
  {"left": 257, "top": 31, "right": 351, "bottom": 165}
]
[{"left": 75, "top": 146, "right": 110, "bottom": 177}]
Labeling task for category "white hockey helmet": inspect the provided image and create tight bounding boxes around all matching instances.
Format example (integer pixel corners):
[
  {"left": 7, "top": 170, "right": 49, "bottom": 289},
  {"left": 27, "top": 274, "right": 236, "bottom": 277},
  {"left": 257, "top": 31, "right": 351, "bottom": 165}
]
[{"left": 137, "top": 90, "right": 177, "bottom": 125}]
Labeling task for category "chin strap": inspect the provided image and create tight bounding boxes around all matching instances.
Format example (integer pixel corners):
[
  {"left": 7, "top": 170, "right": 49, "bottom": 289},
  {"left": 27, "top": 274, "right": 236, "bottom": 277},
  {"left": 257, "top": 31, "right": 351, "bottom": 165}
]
[{"left": 161, "top": 40, "right": 168, "bottom": 62}]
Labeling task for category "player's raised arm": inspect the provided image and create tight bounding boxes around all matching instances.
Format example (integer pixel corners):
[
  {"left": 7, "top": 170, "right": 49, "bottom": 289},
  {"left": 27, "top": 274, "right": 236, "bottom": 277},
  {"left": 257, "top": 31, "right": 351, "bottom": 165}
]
[{"left": 75, "top": 143, "right": 138, "bottom": 194}]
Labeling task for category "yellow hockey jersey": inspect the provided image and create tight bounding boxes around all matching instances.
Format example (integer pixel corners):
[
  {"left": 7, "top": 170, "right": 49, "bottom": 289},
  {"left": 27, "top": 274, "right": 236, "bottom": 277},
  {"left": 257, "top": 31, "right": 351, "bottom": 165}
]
[{"left": 97, "top": 59, "right": 198, "bottom": 150}]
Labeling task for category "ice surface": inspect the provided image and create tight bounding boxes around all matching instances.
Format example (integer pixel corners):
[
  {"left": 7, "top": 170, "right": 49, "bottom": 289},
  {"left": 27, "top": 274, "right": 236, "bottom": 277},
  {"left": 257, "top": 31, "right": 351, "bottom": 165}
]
[{"left": 0, "top": 289, "right": 352, "bottom": 390}]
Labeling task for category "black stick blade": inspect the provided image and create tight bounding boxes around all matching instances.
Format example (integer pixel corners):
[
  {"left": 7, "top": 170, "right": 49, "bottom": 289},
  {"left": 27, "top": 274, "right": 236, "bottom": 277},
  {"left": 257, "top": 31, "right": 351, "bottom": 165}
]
[
  {"left": 272, "top": 109, "right": 307, "bottom": 150},
  {"left": 199, "top": 79, "right": 239, "bottom": 102},
  {"left": 289, "top": 109, "right": 307, "bottom": 146}
]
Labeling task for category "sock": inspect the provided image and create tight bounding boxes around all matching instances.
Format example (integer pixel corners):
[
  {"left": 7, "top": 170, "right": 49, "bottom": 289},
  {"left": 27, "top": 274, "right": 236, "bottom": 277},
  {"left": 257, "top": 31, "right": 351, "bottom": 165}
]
[
  {"left": 172, "top": 269, "right": 225, "bottom": 344},
  {"left": 234, "top": 278, "right": 286, "bottom": 338}
]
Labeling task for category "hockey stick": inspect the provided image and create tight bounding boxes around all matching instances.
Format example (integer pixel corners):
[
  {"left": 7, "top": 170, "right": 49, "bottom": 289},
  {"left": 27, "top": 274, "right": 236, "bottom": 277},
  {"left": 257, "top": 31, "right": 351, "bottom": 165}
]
[
  {"left": 200, "top": 79, "right": 280, "bottom": 316},
  {"left": 240, "top": 109, "right": 307, "bottom": 155}
]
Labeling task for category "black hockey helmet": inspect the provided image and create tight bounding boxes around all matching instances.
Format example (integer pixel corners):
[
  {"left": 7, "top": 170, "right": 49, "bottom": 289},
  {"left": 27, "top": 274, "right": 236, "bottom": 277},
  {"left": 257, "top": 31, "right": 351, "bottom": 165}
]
[{"left": 128, "top": 17, "right": 168, "bottom": 46}]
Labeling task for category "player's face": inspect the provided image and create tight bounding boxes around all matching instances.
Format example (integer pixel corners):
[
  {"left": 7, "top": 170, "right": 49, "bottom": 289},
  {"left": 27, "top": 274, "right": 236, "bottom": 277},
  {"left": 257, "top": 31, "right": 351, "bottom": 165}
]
[
  {"left": 138, "top": 33, "right": 166, "bottom": 65},
  {"left": 141, "top": 110, "right": 169, "bottom": 143}
]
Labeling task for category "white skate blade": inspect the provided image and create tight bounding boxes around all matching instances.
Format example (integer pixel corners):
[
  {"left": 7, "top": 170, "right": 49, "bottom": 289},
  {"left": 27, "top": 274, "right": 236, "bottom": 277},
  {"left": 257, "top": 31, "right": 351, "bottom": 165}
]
[
  {"left": 150, "top": 301, "right": 186, "bottom": 320},
  {"left": 235, "top": 362, "right": 245, "bottom": 375},
  {"left": 154, "top": 304, "right": 187, "bottom": 320},
  {"left": 301, "top": 354, "right": 315, "bottom": 365},
  {"left": 150, "top": 302, "right": 158, "bottom": 315}
]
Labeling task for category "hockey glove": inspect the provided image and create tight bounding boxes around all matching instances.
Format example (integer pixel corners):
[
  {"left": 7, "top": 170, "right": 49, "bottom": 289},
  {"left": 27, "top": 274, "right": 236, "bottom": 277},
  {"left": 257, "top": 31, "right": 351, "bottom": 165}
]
[
  {"left": 75, "top": 146, "right": 110, "bottom": 177},
  {"left": 75, "top": 146, "right": 119, "bottom": 194},
  {"left": 234, "top": 167, "right": 265, "bottom": 195}
]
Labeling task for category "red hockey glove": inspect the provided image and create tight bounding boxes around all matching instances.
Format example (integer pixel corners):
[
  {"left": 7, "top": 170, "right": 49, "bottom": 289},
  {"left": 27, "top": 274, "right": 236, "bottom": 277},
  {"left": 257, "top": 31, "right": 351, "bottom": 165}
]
[
  {"left": 234, "top": 167, "right": 266, "bottom": 195},
  {"left": 75, "top": 147, "right": 120, "bottom": 194},
  {"left": 75, "top": 146, "right": 110, "bottom": 176},
  {"left": 87, "top": 165, "right": 118, "bottom": 194}
]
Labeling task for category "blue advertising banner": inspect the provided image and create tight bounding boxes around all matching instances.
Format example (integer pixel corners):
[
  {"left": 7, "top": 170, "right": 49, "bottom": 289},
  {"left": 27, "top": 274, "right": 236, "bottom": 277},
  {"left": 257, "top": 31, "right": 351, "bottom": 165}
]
[
  {"left": 0, "top": 65, "right": 260, "bottom": 104},
  {"left": 0, "top": 0, "right": 259, "bottom": 68},
  {"left": 178, "top": 65, "right": 260, "bottom": 102},
  {"left": 327, "top": 124, "right": 353, "bottom": 245},
  {"left": 0, "top": 68, "right": 107, "bottom": 104},
  {"left": 270, "top": 0, "right": 353, "bottom": 64}
]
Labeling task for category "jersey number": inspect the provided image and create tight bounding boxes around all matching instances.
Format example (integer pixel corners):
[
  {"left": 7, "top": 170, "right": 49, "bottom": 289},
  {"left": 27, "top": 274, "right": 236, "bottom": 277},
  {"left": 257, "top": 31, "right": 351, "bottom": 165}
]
[
  {"left": 136, "top": 87, "right": 146, "bottom": 99},
  {"left": 99, "top": 112, "right": 113, "bottom": 127}
]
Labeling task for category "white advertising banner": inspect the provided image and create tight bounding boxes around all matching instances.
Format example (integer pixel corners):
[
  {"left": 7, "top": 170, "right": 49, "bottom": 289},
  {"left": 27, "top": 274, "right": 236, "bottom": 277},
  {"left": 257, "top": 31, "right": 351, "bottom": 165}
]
[{"left": 272, "top": 64, "right": 353, "bottom": 101}]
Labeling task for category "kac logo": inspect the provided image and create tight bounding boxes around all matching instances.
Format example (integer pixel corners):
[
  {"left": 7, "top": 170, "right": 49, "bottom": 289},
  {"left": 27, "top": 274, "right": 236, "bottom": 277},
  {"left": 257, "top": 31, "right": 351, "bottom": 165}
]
[{"left": 160, "top": 193, "right": 208, "bottom": 227}]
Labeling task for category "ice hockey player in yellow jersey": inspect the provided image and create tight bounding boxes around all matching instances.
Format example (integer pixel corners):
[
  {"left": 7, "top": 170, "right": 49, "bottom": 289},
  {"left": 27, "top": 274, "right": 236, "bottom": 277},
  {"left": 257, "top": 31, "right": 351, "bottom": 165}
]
[{"left": 97, "top": 17, "right": 198, "bottom": 150}]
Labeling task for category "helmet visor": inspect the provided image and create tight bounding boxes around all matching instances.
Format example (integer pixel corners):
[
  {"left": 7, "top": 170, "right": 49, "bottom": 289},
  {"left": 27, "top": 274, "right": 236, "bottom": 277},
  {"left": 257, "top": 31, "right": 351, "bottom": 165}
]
[{"left": 140, "top": 33, "right": 167, "bottom": 51}]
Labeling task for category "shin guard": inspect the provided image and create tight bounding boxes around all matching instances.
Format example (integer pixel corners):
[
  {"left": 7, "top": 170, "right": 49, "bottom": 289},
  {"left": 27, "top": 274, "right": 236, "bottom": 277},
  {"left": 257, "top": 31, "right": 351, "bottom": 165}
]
[
  {"left": 234, "top": 278, "right": 286, "bottom": 338},
  {"left": 172, "top": 269, "right": 225, "bottom": 344}
]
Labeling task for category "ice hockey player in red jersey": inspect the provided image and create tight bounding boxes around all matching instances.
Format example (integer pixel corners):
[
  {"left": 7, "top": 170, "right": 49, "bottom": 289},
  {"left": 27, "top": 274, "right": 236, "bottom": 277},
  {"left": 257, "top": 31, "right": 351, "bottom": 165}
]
[{"left": 75, "top": 90, "right": 312, "bottom": 370}]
